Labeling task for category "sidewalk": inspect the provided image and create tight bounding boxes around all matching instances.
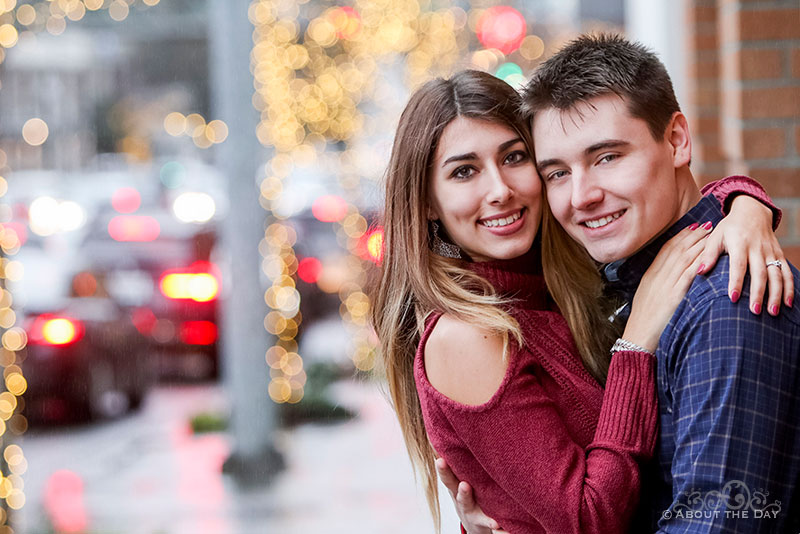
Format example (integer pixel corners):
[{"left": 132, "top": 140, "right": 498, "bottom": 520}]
[{"left": 16, "top": 379, "right": 459, "bottom": 533}]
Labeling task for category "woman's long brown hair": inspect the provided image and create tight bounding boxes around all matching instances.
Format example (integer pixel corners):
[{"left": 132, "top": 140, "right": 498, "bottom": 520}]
[{"left": 370, "top": 70, "right": 618, "bottom": 530}]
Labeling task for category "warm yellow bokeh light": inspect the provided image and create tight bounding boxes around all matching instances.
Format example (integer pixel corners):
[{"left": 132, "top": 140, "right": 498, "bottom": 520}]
[
  {"left": 16, "top": 4, "right": 35, "bottom": 26},
  {"left": 5, "top": 373, "right": 26, "bottom": 396},
  {"left": 0, "top": 24, "right": 18, "bottom": 48},
  {"left": 163, "top": 112, "right": 186, "bottom": 136},
  {"left": 520, "top": 35, "right": 545, "bottom": 61},
  {"left": 206, "top": 120, "right": 229, "bottom": 143},
  {"left": 22, "top": 118, "right": 48, "bottom": 146},
  {"left": 46, "top": 15, "right": 66, "bottom": 36},
  {"left": 108, "top": 0, "right": 129, "bottom": 21},
  {"left": 84, "top": 0, "right": 103, "bottom": 11}
]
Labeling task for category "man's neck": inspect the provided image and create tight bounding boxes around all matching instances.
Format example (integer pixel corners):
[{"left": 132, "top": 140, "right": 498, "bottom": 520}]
[{"left": 670, "top": 168, "right": 703, "bottom": 227}]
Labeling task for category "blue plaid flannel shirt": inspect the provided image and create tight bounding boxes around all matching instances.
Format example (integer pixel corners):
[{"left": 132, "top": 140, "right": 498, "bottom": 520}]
[{"left": 605, "top": 195, "right": 800, "bottom": 533}]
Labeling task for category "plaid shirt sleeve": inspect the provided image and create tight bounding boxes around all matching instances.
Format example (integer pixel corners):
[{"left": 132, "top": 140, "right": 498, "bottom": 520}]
[{"left": 654, "top": 263, "right": 800, "bottom": 534}]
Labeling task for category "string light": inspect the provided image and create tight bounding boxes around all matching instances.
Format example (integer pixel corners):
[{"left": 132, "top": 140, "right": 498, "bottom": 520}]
[{"left": 0, "top": 1, "right": 166, "bottom": 522}]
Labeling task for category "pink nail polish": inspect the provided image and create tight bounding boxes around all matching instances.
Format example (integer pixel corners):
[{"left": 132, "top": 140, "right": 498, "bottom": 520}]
[
  {"left": 702, "top": 221, "right": 713, "bottom": 230},
  {"left": 770, "top": 305, "right": 778, "bottom": 316},
  {"left": 788, "top": 296, "right": 794, "bottom": 308},
  {"left": 687, "top": 222, "right": 700, "bottom": 231},
  {"left": 753, "top": 302, "right": 762, "bottom": 315},
  {"left": 730, "top": 290, "right": 740, "bottom": 303},
  {"left": 697, "top": 264, "right": 706, "bottom": 274}
]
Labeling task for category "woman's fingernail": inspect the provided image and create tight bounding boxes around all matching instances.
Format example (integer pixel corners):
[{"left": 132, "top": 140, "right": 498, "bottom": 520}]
[
  {"left": 753, "top": 302, "right": 762, "bottom": 315},
  {"left": 697, "top": 264, "right": 706, "bottom": 274},
  {"left": 687, "top": 222, "right": 700, "bottom": 231},
  {"left": 730, "top": 290, "right": 740, "bottom": 303},
  {"left": 701, "top": 221, "right": 713, "bottom": 230},
  {"left": 770, "top": 305, "right": 779, "bottom": 316},
  {"left": 788, "top": 296, "right": 793, "bottom": 308}
]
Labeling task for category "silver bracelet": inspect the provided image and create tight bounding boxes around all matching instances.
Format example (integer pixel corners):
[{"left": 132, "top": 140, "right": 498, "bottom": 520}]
[{"left": 611, "top": 338, "right": 654, "bottom": 356}]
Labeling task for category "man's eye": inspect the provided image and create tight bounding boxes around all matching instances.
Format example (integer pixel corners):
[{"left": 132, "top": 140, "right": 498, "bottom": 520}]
[
  {"left": 547, "top": 170, "right": 569, "bottom": 181},
  {"left": 599, "top": 154, "right": 619, "bottom": 164}
]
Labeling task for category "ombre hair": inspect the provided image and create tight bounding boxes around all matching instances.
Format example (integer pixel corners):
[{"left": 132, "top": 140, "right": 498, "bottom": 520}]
[{"left": 370, "top": 70, "right": 618, "bottom": 530}]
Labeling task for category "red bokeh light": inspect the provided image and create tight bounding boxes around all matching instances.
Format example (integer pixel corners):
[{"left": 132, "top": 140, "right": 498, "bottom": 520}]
[
  {"left": 312, "top": 195, "right": 348, "bottom": 222},
  {"left": 132, "top": 307, "right": 158, "bottom": 335},
  {"left": 28, "top": 314, "right": 85, "bottom": 346},
  {"left": 329, "top": 6, "right": 361, "bottom": 39},
  {"left": 297, "top": 257, "right": 323, "bottom": 283},
  {"left": 3, "top": 221, "right": 27, "bottom": 246},
  {"left": 357, "top": 227, "right": 384, "bottom": 264},
  {"left": 476, "top": 6, "right": 527, "bottom": 55},
  {"left": 108, "top": 215, "right": 161, "bottom": 242},
  {"left": 179, "top": 320, "right": 218, "bottom": 345},
  {"left": 111, "top": 187, "right": 141, "bottom": 214}
]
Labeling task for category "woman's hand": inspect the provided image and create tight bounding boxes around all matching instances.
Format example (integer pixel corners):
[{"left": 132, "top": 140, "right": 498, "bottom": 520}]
[
  {"left": 623, "top": 223, "right": 712, "bottom": 352},
  {"left": 696, "top": 195, "right": 793, "bottom": 315},
  {"left": 435, "top": 458, "right": 509, "bottom": 534}
]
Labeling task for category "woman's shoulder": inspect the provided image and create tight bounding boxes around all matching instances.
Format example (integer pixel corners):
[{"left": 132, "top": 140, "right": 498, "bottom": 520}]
[{"left": 418, "top": 313, "right": 510, "bottom": 407}]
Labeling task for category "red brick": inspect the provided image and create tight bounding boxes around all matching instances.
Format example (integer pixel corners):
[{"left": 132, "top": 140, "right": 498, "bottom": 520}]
[
  {"left": 742, "top": 127, "right": 787, "bottom": 159},
  {"left": 795, "top": 125, "right": 800, "bottom": 155},
  {"left": 697, "top": 140, "right": 726, "bottom": 163},
  {"left": 740, "top": 48, "right": 783, "bottom": 79},
  {"left": 739, "top": 9, "right": 800, "bottom": 41},
  {"left": 691, "top": 31, "right": 718, "bottom": 51},
  {"left": 792, "top": 48, "right": 800, "bottom": 78},
  {"left": 784, "top": 245, "right": 800, "bottom": 268},
  {"left": 741, "top": 87, "right": 800, "bottom": 119},
  {"left": 748, "top": 167, "right": 800, "bottom": 197},
  {"left": 689, "top": 5, "right": 717, "bottom": 24}
]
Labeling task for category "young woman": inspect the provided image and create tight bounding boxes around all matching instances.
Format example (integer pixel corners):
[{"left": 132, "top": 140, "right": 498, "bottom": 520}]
[{"left": 370, "top": 70, "right": 785, "bottom": 533}]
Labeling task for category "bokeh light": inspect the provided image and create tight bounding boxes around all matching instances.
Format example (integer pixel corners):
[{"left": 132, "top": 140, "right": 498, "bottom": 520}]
[{"left": 476, "top": 6, "right": 526, "bottom": 55}]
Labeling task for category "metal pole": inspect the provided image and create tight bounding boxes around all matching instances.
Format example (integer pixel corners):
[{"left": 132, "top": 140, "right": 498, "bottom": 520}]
[{"left": 208, "top": 0, "right": 283, "bottom": 486}]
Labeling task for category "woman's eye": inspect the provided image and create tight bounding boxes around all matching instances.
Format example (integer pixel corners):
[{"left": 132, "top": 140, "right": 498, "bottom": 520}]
[
  {"left": 504, "top": 150, "right": 529, "bottom": 165},
  {"left": 452, "top": 166, "right": 475, "bottom": 180}
]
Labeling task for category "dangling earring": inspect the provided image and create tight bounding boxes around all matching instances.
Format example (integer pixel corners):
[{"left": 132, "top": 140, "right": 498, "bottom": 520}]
[{"left": 430, "top": 220, "right": 462, "bottom": 259}]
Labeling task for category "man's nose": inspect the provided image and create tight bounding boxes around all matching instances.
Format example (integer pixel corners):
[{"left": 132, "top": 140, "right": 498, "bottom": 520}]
[{"left": 570, "top": 171, "right": 603, "bottom": 210}]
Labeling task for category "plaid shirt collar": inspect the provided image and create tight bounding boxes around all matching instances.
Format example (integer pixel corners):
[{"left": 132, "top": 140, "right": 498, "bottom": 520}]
[{"left": 603, "top": 195, "right": 724, "bottom": 304}]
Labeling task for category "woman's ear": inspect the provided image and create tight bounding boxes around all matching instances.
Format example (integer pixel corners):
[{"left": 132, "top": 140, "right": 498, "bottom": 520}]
[{"left": 666, "top": 112, "right": 692, "bottom": 168}]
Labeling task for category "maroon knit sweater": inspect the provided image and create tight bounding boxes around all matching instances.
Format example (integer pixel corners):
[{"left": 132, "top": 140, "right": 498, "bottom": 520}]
[{"left": 413, "top": 177, "right": 778, "bottom": 534}]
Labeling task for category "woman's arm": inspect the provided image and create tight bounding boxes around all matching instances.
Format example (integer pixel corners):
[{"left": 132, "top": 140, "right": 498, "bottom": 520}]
[{"left": 432, "top": 226, "right": 714, "bottom": 533}]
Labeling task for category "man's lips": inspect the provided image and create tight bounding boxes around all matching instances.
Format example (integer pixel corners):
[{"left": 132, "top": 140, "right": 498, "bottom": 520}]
[{"left": 580, "top": 209, "right": 626, "bottom": 229}]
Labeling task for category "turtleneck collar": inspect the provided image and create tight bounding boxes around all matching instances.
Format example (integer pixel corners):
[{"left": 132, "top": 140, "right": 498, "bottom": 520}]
[{"left": 467, "top": 244, "right": 548, "bottom": 310}]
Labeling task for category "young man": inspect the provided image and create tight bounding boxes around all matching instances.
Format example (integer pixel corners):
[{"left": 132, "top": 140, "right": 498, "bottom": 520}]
[
  {"left": 528, "top": 34, "right": 800, "bottom": 533},
  {"left": 441, "top": 34, "right": 800, "bottom": 533}
]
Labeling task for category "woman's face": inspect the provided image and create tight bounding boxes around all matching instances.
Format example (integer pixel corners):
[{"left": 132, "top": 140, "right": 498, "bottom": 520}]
[{"left": 428, "top": 116, "right": 542, "bottom": 262}]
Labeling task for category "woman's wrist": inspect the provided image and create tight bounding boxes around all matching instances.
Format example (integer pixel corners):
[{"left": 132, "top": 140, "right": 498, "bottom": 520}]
[{"left": 611, "top": 337, "right": 655, "bottom": 356}]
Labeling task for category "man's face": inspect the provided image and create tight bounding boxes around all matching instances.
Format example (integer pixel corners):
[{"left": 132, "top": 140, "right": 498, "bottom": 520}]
[{"left": 534, "top": 94, "right": 684, "bottom": 263}]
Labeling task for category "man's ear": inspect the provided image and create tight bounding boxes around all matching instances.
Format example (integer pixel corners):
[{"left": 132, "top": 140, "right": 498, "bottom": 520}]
[{"left": 666, "top": 112, "right": 692, "bottom": 168}]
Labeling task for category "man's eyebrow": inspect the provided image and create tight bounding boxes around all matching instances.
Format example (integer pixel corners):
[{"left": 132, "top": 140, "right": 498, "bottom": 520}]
[
  {"left": 441, "top": 137, "right": 523, "bottom": 167},
  {"left": 536, "top": 140, "right": 630, "bottom": 171},
  {"left": 585, "top": 139, "right": 630, "bottom": 154}
]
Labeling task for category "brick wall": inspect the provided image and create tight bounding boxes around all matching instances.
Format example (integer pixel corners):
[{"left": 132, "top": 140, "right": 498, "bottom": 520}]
[{"left": 686, "top": 0, "right": 800, "bottom": 265}]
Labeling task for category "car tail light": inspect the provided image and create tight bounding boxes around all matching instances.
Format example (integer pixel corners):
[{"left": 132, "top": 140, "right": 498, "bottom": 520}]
[
  {"left": 179, "top": 321, "right": 217, "bottom": 345},
  {"left": 29, "top": 315, "right": 85, "bottom": 346},
  {"left": 159, "top": 262, "right": 221, "bottom": 302}
]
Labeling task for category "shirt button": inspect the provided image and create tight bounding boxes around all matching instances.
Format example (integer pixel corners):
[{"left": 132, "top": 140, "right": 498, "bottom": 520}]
[{"left": 666, "top": 406, "right": 673, "bottom": 414}]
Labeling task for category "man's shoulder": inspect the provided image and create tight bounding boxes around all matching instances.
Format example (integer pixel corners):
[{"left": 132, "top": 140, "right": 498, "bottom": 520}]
[{"left": 674, "top": 254, "right": 800, "bottom": 327}]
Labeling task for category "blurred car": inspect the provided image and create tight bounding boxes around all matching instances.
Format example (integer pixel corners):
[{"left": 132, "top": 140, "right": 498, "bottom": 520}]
[
  {"left": 15, "top": 247, "right": 153, "bottom": 423},
  {"left": 79, "top": 207, "right": 221, "bottom": 381}
]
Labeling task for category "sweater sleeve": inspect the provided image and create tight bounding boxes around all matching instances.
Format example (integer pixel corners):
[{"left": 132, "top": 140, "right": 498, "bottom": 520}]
[
  {"left": 419, "top": 348, "right": 658, "bottom": 534},
  {"left": 701, "top": 175, "right": 781, "bottom": 229}
]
